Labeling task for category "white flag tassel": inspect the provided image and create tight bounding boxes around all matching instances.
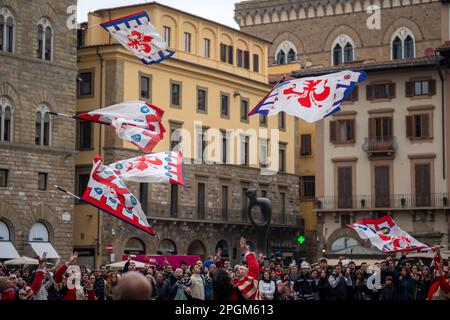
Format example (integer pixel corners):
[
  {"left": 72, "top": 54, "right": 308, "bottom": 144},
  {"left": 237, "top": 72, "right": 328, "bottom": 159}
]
[
  {"left": 348, "top": 215, "right": 433, "bottom": 253},
  {"left": 249, "top": 70, "right": 367, "bottom": 123},
  {"left": 100, "top": 11, "right": 174, "bottom": 65}
]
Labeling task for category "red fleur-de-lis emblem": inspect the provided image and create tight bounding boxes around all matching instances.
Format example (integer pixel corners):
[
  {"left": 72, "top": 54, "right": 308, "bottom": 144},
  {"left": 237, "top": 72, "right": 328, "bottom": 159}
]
[
  {"left": 127, "top": 30, "right": 153, "bottom": 53},
  {"left": 133, "top": 156, "right": 163, "bottom": 171},
  {"left": 283, "top": 80, "right": 331, "bottom": 108}
]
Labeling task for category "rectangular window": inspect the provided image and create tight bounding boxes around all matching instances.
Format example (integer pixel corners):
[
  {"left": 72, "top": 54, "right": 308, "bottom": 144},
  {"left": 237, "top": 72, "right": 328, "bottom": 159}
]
[
  {"left": 139, "top": 183, "right": 149, "bottom": 215},
  {"left": 220, "top": 93, "right": 229, "bottom": 117},
  {"left": 220, "top": 43, "right": 227, "bottom": 62},
  {"left": 242, "top": 188, "right": 248, "bottom": 222},
  {"left": 367, "top": 83, "right": 395, "bottom": 100},
  {"left": 197, "top": 88, "right": 207, "bottom": 112},
  {"left": 222, "top": 131, "right": 229, "bottom": 164},
  {"left": 406, "top": 114, "right": 431, "bottom": 139},
  {"left": 374, "top": 166, "right": 390, "bottom": 207},
  {"left": 253, "top": 54, "right": 260, "bottom": 72},
  {"left": 344, "top": 86, "right": 359, "bottom": 102},
  {"left": 170, "top": 184, "right": 178, "bottom": 217},
  {"left": 341, "top": 214, "right": 351, "bottom": 228},
  {"left": 140, "top": 75, "right": 151, "bottom": 101},
  {"left": 278, "top": 112, "right": 286, "bottom": 130},
  {"left": 279, "top": 192, "right": 286, "bottom": 223},
  {"left": 374, "top": 84, "right": 390, "bottom": 99},
  {"left": 337, "top": 167, "right": 353, "bottom": 209},
  {"left": 184, "top": 32, "right": 191, "bottom": 53},
  {"left": 330, "top": 119, "right": 355, "bottom": 144},
  {"left": 0, "top": 169, "right": 8, "bottom": 187},
  {"left": 37, "top": 172, "right": 47, "bottom": 190},
  {"left": 259, "top": 114, "right": 267, "bottom": 126},
  {"left": 259, "top": 138, "right": 268, "bottom": 168},
  {"left": 244, "top": 51, "right": 250, "bottom": 69},
  {"left": 203, "top": 38, "right": 210, "bottom": 58},
  {"left": 415, "top": 163, "right": 431, "bottom": 207},
  {"left": 261, "top": 190, "right": 267, "bottom": 198},
  {"left": 197, "top": 183, "right": 205, "bottom": 219},
  {"left": 78, "top": 71, "right": 93, "bottom": 97},
  {"left": 170, "top": 122, "right": 182, "bottom": 151},
  {"left": 301, "top": 176, "right": 315, "bottom": 198},
  {"left": 406, "top": 80, "right": 435, "bottom": 97},
  {"left": 279, "top": 143, "right": 286, "bottom": 172},
  {"left": 76, "top": 170, "right": 90, "bottom": 198},
  {"left": 228, "top": 45, "right": 233, "bottom": 64},
  {"left": 170, "top": 81, "right": 181, "bottom": 107},
  {"left": 196, "top": 127, "right": 206, "bottom": 161},
  {"left": 77, "top": 120, "right": 93, "bottom": 150},
  {"left": 240, "top": 99, "right": 249, "bottom": 122},
  {"left": 237, "top": 49, "right": 243, "bottom": 67},
  {"left": 300, "top": 134, "right": 312, "bottom": 156},
  {"left": 222, "top": 186, "right": 228, "bottom": 221},
  {"left": 240, "top": 135, "right": 249, "bottom": 165},
  {"left": 163, "top": 26, "right": 171, "bottom": 46}
]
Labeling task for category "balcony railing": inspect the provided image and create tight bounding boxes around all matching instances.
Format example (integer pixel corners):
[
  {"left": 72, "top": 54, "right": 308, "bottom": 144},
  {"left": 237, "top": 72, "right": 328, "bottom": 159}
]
[
  {"left": 362, "top": 136, "right": 398, "bottom": 156},
  {"left": 145, "top": 203, "right": 298, "bottom": 226},
  {"left": 314, "top": 193, "right": 449, "bottom": 210}
]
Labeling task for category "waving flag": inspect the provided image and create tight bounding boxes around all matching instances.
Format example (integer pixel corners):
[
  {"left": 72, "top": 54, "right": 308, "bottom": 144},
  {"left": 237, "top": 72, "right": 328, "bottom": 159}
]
[
  {"left": 100, "top": 11, "right": 174, "bottom": 65},
  {"left": 348, "top": 215, "right": 431, "bottom": 253},
  {"left": 81, "top": 156, "right": 155, "bottom": 236},
  {"left": 77, "top": 101, "right": 166, "bottom": 153},
  {"left": 110, "top": 151, "right": 184, "bottom": 185},
  {"left": 248, "top": 70, "right": 367, "bottom": 123}
]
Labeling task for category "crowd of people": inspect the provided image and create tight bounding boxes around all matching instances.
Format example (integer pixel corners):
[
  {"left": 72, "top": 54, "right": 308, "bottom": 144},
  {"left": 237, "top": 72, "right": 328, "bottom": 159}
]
[{"left": 0, "top": 237, "right": 449, "bottom": 300}]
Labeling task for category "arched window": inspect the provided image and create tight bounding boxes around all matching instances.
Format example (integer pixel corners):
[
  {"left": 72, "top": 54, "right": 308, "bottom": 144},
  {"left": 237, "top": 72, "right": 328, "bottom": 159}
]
[
  {"left": 158, "top": 239, "right": 177, "bottom": 255},
  {"left": 124, "top": 237, "right": 146, "bottom": 255},
  {"left": 35, "top": 105, "right": 51, "bottom": 146},
  {"left": 0, "top": 220, "right": 10, "bottom": 241},
  {"left": 275, "top": 40, "right": 297, "bottom": 65},
  {"left": 0, "top": 96, "right": 12, "bottom": 141},
  {"left": 0, "top": 8, "right": 14, "bottom": 53},
  {"left": 29, "top": 222, "right": 49, "bottom": 242},
  {"left": 215, "top": 240, "right": 229, "bottom": 258},
  {"left": 391, "top": 27, "right": 415, "bottom": 60},
  {"left": 0, "top": 220, "right": 20, "bottom": 259},
  {"left": 37, "top": 18, "right": 53, "bottom": 61},
  {"left": 187, "top": 240, "right": 206, "bottom": 257},
  {"left": 332, "top": 34, "right": 354, "bottom": 65},
  {"left": 276, "top": 50, "right": 285, "bottom": 65}
]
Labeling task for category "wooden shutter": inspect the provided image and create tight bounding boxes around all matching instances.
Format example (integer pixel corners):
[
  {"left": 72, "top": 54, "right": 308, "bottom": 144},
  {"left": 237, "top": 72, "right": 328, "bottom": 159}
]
[
  {"left": 405, "top": 81, "right": 413, "bottom": 97},
  {"left": 301, "top": 134, "right": 312, "bottom": 155},
  {"left": 366, "top": 85, "right": 373, "bottom": 100},
  {"left": 220, "top": 44, "right": 226, "bottom": 62},
  {"left": 244, "top": 51, "right": 250, "bottom": 69},
  {"left": 375, "top": 166, "right": 390, "bottom": 207},
  {"left": 415, "top": 164, "right": 431, "bottom": 206},
  {"left": 348, "top": 119, "right": 355, "bottom": 142},
  {"left": 338, "top": 167, "right": 353, "bottom": 208},
  {"left": 428, "top": 79, "right": 436, "bottom": 96},
  {"left": 228, "top": 45, "right": 233, "bottom": 64},
  {"left": 387, "top": 117, "right": 393, "bottom": 137},
  {"left": 406, "top": 115, "right": 413, "bottom": 138},
  {"left": 421, "top": 114, "right": 430, "bottom": 138},
  {"left": 368, "top": 118, "right": 374, "bottom": 139},
  {"left": 388, "top": 83, "right": 396, "bottom": 98},
  {"left": 351, "top": 86, "right": 358, "bottom": 101},
  {"left": 330, "top": 121, "right": 337, "bottom": 143}
]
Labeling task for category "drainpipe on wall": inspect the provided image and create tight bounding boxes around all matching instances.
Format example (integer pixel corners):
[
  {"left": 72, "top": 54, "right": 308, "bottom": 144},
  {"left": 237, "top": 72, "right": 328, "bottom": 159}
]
[
  {"left": 435, "top": 50, "right": 445, "bottom": 180},
  {"left": 96, "top": 47, "right": 104, "bottom": 267}
]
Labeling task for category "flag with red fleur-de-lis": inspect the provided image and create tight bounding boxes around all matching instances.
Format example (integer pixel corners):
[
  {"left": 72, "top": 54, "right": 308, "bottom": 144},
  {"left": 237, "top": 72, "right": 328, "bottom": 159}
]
[
  {"left": 100, "top": 11, "right": 174, "bottom": 65},
  {"left": 81, "top": 156, "right": 155, "bottom": 236},
  {"left": 77, "top": 101, "right": 166, "bottom": 153},
  {"left": 109, "top": 151, "right": 184, "bottom": 185},
  {"left": 248, "top": 70, "right": 367, "bottom": 123}
]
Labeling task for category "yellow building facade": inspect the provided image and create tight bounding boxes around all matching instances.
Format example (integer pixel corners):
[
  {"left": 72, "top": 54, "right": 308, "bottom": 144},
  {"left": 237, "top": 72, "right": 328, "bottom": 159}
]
[{"left": 75, "top": 3, "right": 301, "bottom": 267}]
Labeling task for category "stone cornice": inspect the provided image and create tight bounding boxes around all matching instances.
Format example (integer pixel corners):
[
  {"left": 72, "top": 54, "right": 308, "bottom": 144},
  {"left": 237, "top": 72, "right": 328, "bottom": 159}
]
[{"left": 234, "top": 0, "right": 440, "bottom": 27}]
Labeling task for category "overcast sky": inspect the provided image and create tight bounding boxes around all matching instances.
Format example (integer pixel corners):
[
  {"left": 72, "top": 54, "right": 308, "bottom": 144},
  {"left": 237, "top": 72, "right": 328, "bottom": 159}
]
[{"left": 77, "top": 0, "right": 241, "bottom": 29}]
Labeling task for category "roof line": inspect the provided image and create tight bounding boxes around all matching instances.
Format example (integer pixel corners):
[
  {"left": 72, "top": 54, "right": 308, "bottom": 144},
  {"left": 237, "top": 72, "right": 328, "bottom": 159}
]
[{"left": 91, "top": 1, "right": 272, "bottom": 44}]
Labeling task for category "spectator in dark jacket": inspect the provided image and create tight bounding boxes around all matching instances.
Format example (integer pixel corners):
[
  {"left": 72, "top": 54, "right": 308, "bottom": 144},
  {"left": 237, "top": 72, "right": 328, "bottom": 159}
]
[
  {"left": 317, "top": 270, "right": 330, "bottom": 301},
  {"left": 155, "top": 271, "right": 170, "bottom": 300},
  {"left": 353, "top": 269, "right": 371, "bottom": 301},
  {"left": 380, "top": 276, "right": 397, "bottom": 300},
  {"left": 398, "top": 267, "right": 414, "bottom": 300},
  {"left": 294, "top": 261, "right": 316, "bottom": 300},
  {"left": 93, "top": 270, "right": 106, "bottom": 300},
  {"left": 328, "top": 265, "right": 352, "bottom": 300}
]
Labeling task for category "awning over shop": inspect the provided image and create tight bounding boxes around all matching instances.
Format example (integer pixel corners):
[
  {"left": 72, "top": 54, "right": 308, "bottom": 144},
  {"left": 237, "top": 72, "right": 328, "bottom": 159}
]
[
  {"left": 0, "top": 241, "right": 20, "bottom": 259},
  {"left": 29, "top": 241, "right": 60, "bottom": 259}
]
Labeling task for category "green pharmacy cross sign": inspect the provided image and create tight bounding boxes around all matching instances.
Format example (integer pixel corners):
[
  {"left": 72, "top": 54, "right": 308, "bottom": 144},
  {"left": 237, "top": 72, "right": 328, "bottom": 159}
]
[{"left": 297, "top": 235, "right": 305, "bottom": 245}]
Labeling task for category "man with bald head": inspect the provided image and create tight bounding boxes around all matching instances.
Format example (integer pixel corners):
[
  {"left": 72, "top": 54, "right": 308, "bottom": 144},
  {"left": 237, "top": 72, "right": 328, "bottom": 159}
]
[{"left": 115, "top": 271, "right": 153, "bottom": 300}]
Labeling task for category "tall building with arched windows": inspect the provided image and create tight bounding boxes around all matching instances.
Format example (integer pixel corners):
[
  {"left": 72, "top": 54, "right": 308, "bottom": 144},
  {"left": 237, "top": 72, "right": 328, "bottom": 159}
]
[
  {"left": 235, "top": 0, "right": 450, "bottom": 260},
  {"left": 0, "top": 0, "right": 77, "bottom": 262}
]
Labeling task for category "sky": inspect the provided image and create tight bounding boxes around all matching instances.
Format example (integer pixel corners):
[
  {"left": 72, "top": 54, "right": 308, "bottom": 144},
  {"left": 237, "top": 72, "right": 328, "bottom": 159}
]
[{"left": 77, "top": 0, "right": 241, "bottom": 29}]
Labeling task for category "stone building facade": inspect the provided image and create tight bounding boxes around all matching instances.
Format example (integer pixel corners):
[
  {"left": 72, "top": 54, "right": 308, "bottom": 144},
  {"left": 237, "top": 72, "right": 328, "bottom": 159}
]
[
  {"left": 235, "top": 0, "right": 450, "bottom": 260},
  {"left": 0, "top": 0, "right": 77, "bottom": 261}
]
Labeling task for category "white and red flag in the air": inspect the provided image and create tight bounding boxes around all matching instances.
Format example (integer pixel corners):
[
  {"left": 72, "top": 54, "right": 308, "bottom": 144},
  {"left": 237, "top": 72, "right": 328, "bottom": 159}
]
[
  {"left": 77, "top": 101, "right": 166, "bottom": 153},
  {"left": 248, "top": 70, "right": 367, "bottom": 123},
  {"left": 110, "top": 151, "right": 184, "bottom": 185},
  {"left": 348, "top": 215, "right": 432, "bottom": 253},
  {"left": 100, "top": 11, "right": 174, "bottom": 65},
  {"left": 81, "top": 156, "right": 155, "bottom": 236}
]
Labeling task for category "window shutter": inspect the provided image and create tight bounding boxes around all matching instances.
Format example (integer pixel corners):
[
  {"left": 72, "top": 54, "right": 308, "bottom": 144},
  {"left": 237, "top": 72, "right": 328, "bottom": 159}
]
[
  {"left": 366, "top": 85, "right": 373, "bottom": 100},
  {"left": 368, "top": 118, "right": 374, "bottom": 139},
  {"left": 428, "top": 79, "right": 436, "bottom": 96},
  {"left": 405, "top": 81, "right": 413, "bottom": 97},
  {"left": 348, "top": 119, "right": 355, "bottom": 142},
  {"left": 387, "top": 117, "right": 393, "bottom": 137},
  {"left": 228, "top": 46, "right": 233, "bottom": 64},
  {"left": 330, "top": 121, "right": 337, "bottom": 143},
  {"left": 352, "top": 86, "right": 358, "bottom": 101},
  {"left": 388, "top": 83, "right": 396, "bottom": 98},
  {"left": 406, "top": 115, "right": 413, "bottom": 138},
  {"left": 421, "top": 114, "right": 430, "bottom": 138}
]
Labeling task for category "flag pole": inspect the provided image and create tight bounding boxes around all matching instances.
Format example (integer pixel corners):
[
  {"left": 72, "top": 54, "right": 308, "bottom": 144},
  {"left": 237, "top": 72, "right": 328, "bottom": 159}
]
[
  {"left": 54, "top": 185, "right": 80, "bottom": 200},
  {"left": 49, "top": 112, "right": 77, "bottom": 120}
]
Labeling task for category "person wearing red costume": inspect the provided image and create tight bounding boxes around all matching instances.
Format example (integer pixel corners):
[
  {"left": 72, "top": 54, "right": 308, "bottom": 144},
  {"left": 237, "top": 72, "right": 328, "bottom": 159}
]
[
  {"left": 427, "top": 247, "right": 450, "bottom": 300},
  {"left": 54, "top": 252, "right": 96, "bottom": 300}
]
